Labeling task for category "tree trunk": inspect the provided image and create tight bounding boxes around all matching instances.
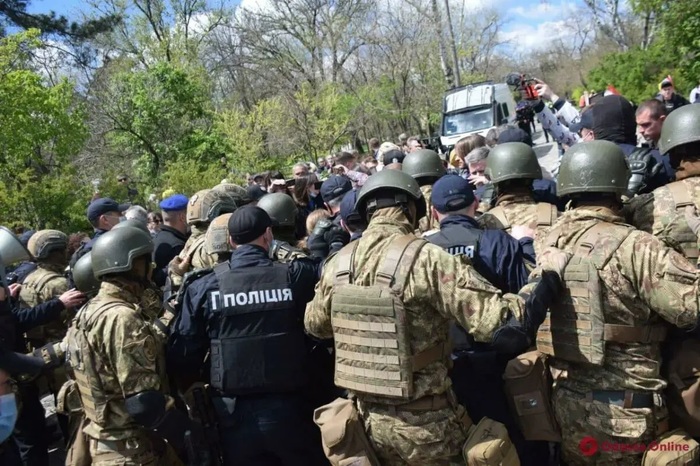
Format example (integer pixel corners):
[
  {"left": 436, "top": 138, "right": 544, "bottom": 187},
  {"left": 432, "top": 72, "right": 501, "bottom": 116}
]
[
  {"left": 443, "top": 0, "right": 461, "bottom": 87},
  {"left": 430, "top": 0, "right": 454, "bottom": 88}
]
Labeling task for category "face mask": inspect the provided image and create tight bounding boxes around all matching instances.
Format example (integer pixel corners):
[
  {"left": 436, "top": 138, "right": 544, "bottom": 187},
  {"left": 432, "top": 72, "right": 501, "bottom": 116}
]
[{"left": 0, "top": 393, "right": 18, "bottom": 443}]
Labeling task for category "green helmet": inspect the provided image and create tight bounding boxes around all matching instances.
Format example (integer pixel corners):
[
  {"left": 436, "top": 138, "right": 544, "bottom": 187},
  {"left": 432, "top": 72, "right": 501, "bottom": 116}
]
[
  {"left": 557, "top": 140, "right": 630, "bottom": 196},
  {"left": 486, "top": 142, "right": 542, "bottom": 183},
  {"left": 112, "top": 219, "right": 149, "bottom": 233},
  {"left": 91, "top": 227, "right": 154, "bottom": 279},
  {"left": 27, "top": 229, "right": 67, "bottom": 260},
  {"left": 257, "top": 193, "right": 298, "bottom": 227},
  {"left": 658, "top": 104, "right": 700, "bottom": 155},
  {"left": 356, "top": 169, "right": 425, "bottom": 222},
  {"left": 402, "top": 149, "right": 446, "bottom": 184},
  {"left": 205, "top": 213, "right": 233, "bottom": 256},
  {"left": 186, "top": 189, "right": 240, "bottom": 226},
  {"left": 212, "top": 183, "right": 252, "bottom": 207},
  {"left": 73, "top": 252, "right": 101, "bottom": 296}
]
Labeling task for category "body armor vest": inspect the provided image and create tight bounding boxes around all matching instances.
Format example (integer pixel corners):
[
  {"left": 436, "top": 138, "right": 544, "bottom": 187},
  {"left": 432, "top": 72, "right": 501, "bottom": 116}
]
[
  {"left": 66, "top": 299, "right": 127, "bottom": 427},
  {"left": 536, "top": 223, "right": 667, "bottom": 365},
  {"left": 209, "top": 262, "right": 307, "bottom": 395},
  {"left": 21, "top": 267, "right": 67, "bottom": 343},
  {"left": 331, "top": 235, "right": 445, "bottom": 400},
  {"left": 658, "top": 181, "right": 700, "bottom": 260},
  {"left": 488, "top": 202, "right": 557, "bottom": 230},
  {"left": 426, "top": 226, "right": 483, "bottom": 351}
]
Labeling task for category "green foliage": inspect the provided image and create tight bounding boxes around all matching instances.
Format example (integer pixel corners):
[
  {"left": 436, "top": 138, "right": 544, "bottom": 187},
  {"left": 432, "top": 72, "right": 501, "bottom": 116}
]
[
  {"left": 160, "top": 158, "right": 228, "bottom": 195},
  {"left": 0, "top": 30, "right": 88, "bottom": 231}
]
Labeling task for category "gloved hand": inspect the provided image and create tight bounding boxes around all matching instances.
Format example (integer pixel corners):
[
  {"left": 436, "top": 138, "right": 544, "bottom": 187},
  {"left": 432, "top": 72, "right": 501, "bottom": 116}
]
[{"left": 626, "top": 149, "right": 661, "bottom": 197}]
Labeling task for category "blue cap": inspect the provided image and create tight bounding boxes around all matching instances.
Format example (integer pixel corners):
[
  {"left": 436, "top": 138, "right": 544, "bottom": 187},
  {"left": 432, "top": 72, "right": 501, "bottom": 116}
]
[
  {"left": 497, "top": 127, "right": 533, "bottom": 146},
  {"left": 340, "top": 189, "right": 361, "bottom": 223},
  {"left": 321, "top": 175, "right": 352, "bottom": 203},
  {"left": 87, "top": 198, "right": 130, "bottom": 222},
  {"left": 431, "top": 175, "right": 476, "bottom": 213},
  {"left": 569, "top": 110, "right": 594, "bottom": 135},
  {"left": 159, "top": 194, "right": 188, "bottom": 212}
]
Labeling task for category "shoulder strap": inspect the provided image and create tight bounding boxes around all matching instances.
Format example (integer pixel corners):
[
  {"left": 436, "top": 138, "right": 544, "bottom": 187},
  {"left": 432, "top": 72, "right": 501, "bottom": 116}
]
[
  {"left": 667, "top": 182, "right": 693, "bottom": 208},
  {"left": 334, "top": 242, "right": 360, "bottom": 286},
  {"left": 536, "top": 203, "right": 557, "bottom": 227},
  {"left": 376, "top": 235, "right": 427, "bottom": 291},
  {"left": 488, "top": 206, "right": 510, "bottom": 229},
  {"left": 80, "top": 299, "right": 129, "bottom": 330}
]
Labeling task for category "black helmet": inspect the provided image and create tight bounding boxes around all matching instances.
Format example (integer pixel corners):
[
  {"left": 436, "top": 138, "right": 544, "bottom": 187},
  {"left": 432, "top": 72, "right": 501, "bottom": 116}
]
[{"left": 356, "top": 169, "right": 425, "bottom": 223}]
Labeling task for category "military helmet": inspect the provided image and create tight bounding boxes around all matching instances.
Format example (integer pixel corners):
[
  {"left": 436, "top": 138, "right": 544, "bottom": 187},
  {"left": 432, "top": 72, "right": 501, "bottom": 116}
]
[
  {"left": 91, "top": 227, "right": 154, "bottom": 279},
  {"left": 486, "top": 142, "right": 542, "bottom": 183},
  {"left": 27, "top": 229, "right": 68, "bottom": 260},
  {"left": 73, "top": 252, "right": 101, "bottom": 296},
  {"left": 212, "top": 183, "right": 252, "bottom": 207},
  {"left": 557, "top": 140, "right": 630, "bottom": 196},
  {"left": 401, "top": 149, "right": 446, "bottom": 184},
  {"left": 257, "top": 193, "right": 298, "bottom": 227},
  {"left": 658, "top": 104, "right": 700, "bottom": 155},
  {"left": 205, "top": 213, "right": 234, "bottom": 255},
  {"left": 111, "top": 219, "right": 149, "bottom": 233},
  {"left": 356, "top": 169, "right": 425, "bottom": 222},
  {"left": 186, "top": 189, "right": 240, "bottom": 226}
]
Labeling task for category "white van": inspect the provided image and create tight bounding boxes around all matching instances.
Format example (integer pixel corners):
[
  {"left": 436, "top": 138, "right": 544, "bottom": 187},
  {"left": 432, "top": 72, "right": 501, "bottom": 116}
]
[{"left": 439, "top": 82, "right": 516, "bottom": 151}]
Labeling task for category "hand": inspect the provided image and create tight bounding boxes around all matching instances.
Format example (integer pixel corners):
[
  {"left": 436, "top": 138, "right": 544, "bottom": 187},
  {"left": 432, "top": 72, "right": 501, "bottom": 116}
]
[
  {"left": 534, "top": 79, "right": 559, "bottom": 102},
  {"left": 467, "top": 174, "right": 488, "bottom": 187},
  {"left": 58, "top": 289, "right": 86, "bottom": 309},
  {"left": 8, "top": 283, "right": 21, "bottom": 298},
  {"left": 169, "top": 255, "right": 191, "bottom": 276},
  {"left": 510, "top": 224, "right": 536, "bottom": 241},
  {"left": 685, "top": 206, "right": 700, "bottom": 236},
  {"left": 537, "top": 246, "right": 571, "bottom": 279}
]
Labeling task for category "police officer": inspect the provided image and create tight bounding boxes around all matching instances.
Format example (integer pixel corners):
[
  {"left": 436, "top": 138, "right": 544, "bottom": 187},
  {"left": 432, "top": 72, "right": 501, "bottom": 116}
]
[
  {"left": 307, "top": 175, "right": 352, "bottom": 259},
  {"left": 478, "top": 142, "right": 558, "bottom": 253},
  {"left": 65, "top": 226, "right": 201, "bottom": 465},
  {"left": 168, "top": 206, "right": 327, "bottom": 465},
  {"left": 424, "top": 174, "right": 547, "bottom": 464},
  {"left": 305, "top": 169, "right": 567, "bottom": 465},
  {"left": 153, "top": 194, "right": 189, "bottom": 288},
  {"left": 625, "top": 103, "right": 700, "bottom": 437},
  {"left": 536, "top": 140, "right": 700, "bottom": 465},
  {"left": 401, "top": 148, "right": 446, "bottom": 233},
  {"left": 257, "top": 192, "right": 308, "bottom": 261},
  {"left": 68, "top": 198, "right": 130, "bottom": 280}
]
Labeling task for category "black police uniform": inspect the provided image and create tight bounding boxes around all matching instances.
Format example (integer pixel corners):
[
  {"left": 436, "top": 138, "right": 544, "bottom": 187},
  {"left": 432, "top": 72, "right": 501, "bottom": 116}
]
[
  {"left": 5, "top": 262, "right": 37, "bottom": 285},
  {"left": 152, "top": 225, "right": 188, "bottom": 288},
  {"left": 426, "top": 214, "right": 548, "bottom": 466},
  {"left": 167, "top": 244, "right": 327, "bottom": 466}
]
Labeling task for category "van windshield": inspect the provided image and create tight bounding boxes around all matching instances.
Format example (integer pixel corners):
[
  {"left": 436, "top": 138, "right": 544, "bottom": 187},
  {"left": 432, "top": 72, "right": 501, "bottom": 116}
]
[{"left": 443, "top": 106, "right": 493, "bottom": 136}]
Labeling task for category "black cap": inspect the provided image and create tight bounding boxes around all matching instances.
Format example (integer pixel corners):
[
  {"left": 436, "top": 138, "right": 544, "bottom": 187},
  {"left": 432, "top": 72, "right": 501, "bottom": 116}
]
[
  {"left": 339, "top": 189, "right": 361, "bottom": 223},
  {"left": 569, "top": 110, "right": 594, "bottom": 134},
  {"left": 497, "top": 127, "right": 533, "bottom": 146},
  {"left": 431, "top": 175, "right": 476, "bottom": 213},
  {"left": 87, "top": 198, "right": 130, "bottom": 222},
  {"left": 246, "top": 184, "right": 267, "bottom": 202},
  {"left": 227, "top": 206, "right": 275, "bottom": 244},
  {"left": 382, "top": 149, "right": 405, "bottom": 165},
  {"left": 320, "top": 175, "right": 352, "bottom": 203}
]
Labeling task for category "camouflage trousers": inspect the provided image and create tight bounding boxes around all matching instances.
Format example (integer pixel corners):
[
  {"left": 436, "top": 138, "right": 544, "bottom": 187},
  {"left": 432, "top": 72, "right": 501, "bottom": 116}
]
[
  {"left": 358, "top": 401, "right": 470, "bottom": 465},
  {"left": 89, "top": 436, "right": 160, "bottom": 466},
  {"left": 553, "top": 384, "right": 667, "bottom": 466}
]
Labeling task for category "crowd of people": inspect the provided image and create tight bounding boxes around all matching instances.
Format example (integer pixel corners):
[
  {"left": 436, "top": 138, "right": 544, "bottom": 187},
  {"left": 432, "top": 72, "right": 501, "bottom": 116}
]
[{"left": 1, "top": 75, "right": 700, "bottom": 466}]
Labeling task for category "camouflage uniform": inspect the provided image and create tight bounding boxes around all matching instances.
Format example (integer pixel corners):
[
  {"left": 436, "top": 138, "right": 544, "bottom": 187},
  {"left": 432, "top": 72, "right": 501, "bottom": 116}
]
[
  {"left": 537, "top": 207, "right": 700, "bottom": 464},
  {"left": 417, "top": 184, "right": 436, "bottom": 234},
  {"left": 305, "top": 208, "right": 537, "bottom": 465},
  {"left": 20, "top": 262, "right": 70, "bottom": 346},
  {"left": 66, "top": 279, "right": 167, "bottom": 465}
]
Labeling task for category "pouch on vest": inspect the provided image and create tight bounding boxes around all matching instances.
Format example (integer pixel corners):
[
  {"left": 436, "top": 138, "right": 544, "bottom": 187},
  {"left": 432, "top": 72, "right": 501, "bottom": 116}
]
[
  {"left": 536, "top": 223, "right": 669, "bottom": 366},
  {"left": 331, "top": 235, "right": 433, "bottom": 400},
  {"left": 313, "top": 397, "right": 381, "bottom": 466},
  {"left": 641, "top": 428, "right": 700, "bottom": 466},
  {"left": 503, "top": 350, "right": 560, "bottom": 442},
  {"left": 462, "top": 417, "right": 520, "bottom": 466},
  {"left": 65, "top": 415, "right": 92, "bottom": 466},
  {"left": 666, "top": 338, "right": 700, "bottom": 437},
  {"left": 57, "top": 379, "right": 84, "bottom": 415}
]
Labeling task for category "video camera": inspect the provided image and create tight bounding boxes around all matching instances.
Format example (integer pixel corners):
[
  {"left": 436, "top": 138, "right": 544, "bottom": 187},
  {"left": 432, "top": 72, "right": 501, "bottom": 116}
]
[{"left": 505, "top": 73, "right": 538, "bottom": 100}]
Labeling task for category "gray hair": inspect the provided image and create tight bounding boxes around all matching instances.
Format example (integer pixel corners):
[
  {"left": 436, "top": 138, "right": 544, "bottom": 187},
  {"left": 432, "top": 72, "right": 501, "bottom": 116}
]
[
  {"left": 465, "top": 146, "right": 490, "bottom": 165},
  {"left": 124, "top": 205, "right": 148, "bottom": 224},
  {"left": 293, "top": 162, "right": 309, "bottom": 172}
]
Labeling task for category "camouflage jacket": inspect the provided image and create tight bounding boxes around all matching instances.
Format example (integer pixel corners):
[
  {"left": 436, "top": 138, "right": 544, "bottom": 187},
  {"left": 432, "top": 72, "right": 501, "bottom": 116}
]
[
  {"left": 169, "top": 226, "right": 215, "bottom": 286},
  {"left": 535, "top": 207, "right": 700, "bottom": 392},
  {"left": 417, "top": 184, "right": 437, "bottom": 234},
  {"left": 67, "top": 279, "right": 167, "bottom": 440},
  {"left": 20, "top": 262, "right": 70, "bottom": 343},
  {"left": 625, "top": 176, "right": 700, "bottom": 261},
  {"left": 305, "top": 207, "right": 533, "bottom": 403}
]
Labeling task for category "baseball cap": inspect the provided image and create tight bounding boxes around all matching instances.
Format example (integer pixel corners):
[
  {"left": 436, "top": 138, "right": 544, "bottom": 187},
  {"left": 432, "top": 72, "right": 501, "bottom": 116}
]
[
  {"left": 227, "top": 206, "right": 275, "bottom": 244},
  {"left": 569, "top": 110, "right": 594, "bottom": 135},
  {"left": 382, "top": 149, "right": 405, "bottom": 165},
  {"left": 497, "top": 127, "right": 533, "bottom": 146},
  {"left": 19, "top": 230, "right": 36, "bottom": 248},
  {"left": 159, "top": 194, "right": 188, "bottom": 212},
  {"left": 87, "top": 198, "right": 130, "bottom": 222},
  {"left": 431, "top": 175, "right": 476, "bottom": 213},
  {"left": 339, "top": 189, "right": 361, "bottom": 224},
  {"left": 246, "top": 184, "right": 267, "bottom": 202},
  {"left": 320, "top": 175, "right": 352, "bottom": 203}
]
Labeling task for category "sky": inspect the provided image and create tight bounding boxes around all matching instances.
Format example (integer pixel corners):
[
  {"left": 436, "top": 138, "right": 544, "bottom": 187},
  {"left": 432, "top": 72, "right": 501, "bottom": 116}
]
[{"left": 27, "top": 0, "right": 586, "bottom": 54}]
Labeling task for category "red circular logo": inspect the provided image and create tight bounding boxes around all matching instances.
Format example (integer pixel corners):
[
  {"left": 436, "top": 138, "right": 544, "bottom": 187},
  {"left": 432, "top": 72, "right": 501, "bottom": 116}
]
[{"left": 579, "top": 436, "right": 598, "bottom": 456}]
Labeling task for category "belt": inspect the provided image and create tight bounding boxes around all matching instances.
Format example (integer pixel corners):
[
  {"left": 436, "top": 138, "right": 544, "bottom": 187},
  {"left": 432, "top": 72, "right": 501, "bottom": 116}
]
[
  {"left": 89, "top": 436, "right": 147, "bottom": 453},
  {"left": 361, "top": 394, "right": 450, "bottom": 414},
  {"left": 586, "top": 390, "right": 658, "bottom": 409}
]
